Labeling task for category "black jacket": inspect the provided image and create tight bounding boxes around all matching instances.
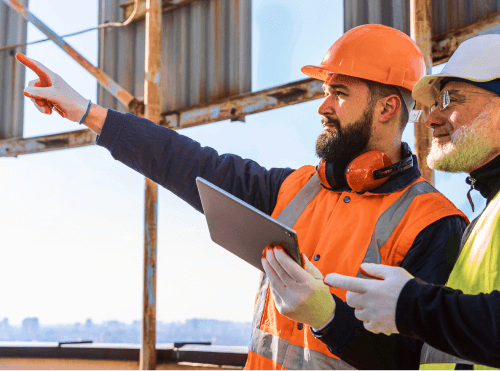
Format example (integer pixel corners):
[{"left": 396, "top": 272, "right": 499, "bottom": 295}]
[
  {"left": 96, "top": 110, "right": 467, "bottom": 369},
  {"left": 395, "top": 154, "right": 500, "bottom": 369}
]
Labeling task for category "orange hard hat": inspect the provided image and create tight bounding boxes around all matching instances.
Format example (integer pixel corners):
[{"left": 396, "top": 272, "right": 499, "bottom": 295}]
[{"left": 301, "top": 24, "right": 425, "bottom": 92}]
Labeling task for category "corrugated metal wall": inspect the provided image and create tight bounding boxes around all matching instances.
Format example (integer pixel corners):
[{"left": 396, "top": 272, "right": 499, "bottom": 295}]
[
  {"left": 0, "top": 0, "right": 28, "bottom": 140},
  {"left": 432, "top": 0, "right": 500, "bottom": 35},
  {"left": 344, "top": 0, "right": 500, "bottom": 36},
  {"left": 97, "top": 0, "right": 252, "bottom": 113},
  {"left": 344, "top": 0, "right": 411, "bottom": 35}
]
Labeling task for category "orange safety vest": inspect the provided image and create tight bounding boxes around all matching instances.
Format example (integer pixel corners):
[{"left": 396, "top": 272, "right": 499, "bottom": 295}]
[{"left": 245, "top": 166, "right": 468, "bottom": 370}]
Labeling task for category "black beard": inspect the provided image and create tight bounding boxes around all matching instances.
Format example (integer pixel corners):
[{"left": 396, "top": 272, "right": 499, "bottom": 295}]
[{"left": 315, "top": 107, "right": 373, "bottom": 169}]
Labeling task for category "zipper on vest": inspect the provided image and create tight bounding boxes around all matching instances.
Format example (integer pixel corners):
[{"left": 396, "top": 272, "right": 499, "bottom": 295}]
[{"left": 466, "top": 176, "right": 476, "bottom": 212}]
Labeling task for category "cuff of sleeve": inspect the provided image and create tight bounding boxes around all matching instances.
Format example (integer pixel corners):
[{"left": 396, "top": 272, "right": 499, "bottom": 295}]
[
  {"left": 395, "top": 278, "right": 423, "bottom": 337},
  {"left": 95, "top": 109, "right": 125, "bottom": 152},
  {"left": 310, "top": 294, "right": 358, "bottom": 350}
]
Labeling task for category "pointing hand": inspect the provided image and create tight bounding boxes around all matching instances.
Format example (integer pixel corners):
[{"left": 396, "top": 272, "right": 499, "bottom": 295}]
[
  {"left": 324, "top": 263, "right": 413, "bottom": 335},
  {"left": 16, "top": 53, "right": 90, "bottom": 123}
]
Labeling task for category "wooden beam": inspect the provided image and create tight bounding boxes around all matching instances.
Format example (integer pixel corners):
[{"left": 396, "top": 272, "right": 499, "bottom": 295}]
[
  {"left": 140, "top": 0, "right": 162, "bottom": 369},
  {"left": 0, "top": 78, "right": 323, "bottom": 157},
  {"left": 411, "top": 0, "right": 434, "bottom": 185},
  {"left": 432, "top": 11, "right": 500, "bottom": 66},
  {"left": 121, "top": 0, "right": 199, "bottom": 23},
  {"left": 162, "top": 78, "right": 323, "bottom": 128},
  {"left": 0, "top": 129, "right": 96, "bottom": 157}
]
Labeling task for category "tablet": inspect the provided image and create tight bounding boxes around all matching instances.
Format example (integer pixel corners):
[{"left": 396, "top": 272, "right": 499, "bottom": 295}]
[{"left": 196, "top": 177, "right": 301, "bottom": 271}]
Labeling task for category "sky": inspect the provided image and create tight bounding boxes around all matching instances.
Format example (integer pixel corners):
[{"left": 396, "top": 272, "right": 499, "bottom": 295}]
[{"left": 0, "top": 0, "right": 485, "bottom": 327}]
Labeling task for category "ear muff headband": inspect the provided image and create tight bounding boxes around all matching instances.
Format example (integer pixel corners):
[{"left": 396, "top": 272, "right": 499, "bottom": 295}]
[
  {"left": 317, "top": 151, "right": 413, "bottom": 193},
  {"left": 373, "top": 155, "right": 413, "bottom": 180}
]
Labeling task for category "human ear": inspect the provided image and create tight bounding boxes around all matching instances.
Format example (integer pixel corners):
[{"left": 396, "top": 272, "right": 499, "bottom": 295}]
[{"left": 379, "top": 95, "right": 401, "bottom": 123}]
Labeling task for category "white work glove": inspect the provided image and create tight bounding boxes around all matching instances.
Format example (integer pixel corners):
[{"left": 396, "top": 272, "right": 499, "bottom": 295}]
[
  {"left": 262, "top": 246, "right": 335, "bottom": 330},
  {"left": 16, "top": 53, "right": 90, "bottom": 123},
  {"left": 324, "top": 263, "right": 413, "bottom": 335}
]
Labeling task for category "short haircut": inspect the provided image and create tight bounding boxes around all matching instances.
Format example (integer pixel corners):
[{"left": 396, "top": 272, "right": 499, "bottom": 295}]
[{"left": 360, "top": 78, "right": 409, "bottom": 130}]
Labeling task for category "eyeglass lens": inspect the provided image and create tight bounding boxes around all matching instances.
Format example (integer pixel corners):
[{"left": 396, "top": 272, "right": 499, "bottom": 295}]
[{"left": 430, "top": 90, "right": 449, "bottom": 113}]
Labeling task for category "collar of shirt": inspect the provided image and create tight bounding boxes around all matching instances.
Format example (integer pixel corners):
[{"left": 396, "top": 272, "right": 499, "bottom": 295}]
[{"left": 468, "top": 152, "right": 500, "bottom": 204}]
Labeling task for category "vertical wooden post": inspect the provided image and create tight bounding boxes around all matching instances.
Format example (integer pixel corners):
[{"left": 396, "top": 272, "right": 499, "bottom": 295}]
[
  {"left": 141, "top": 0, "right": 162, "bottom": 369},
  {"left": 410, "top": 0, "right": 434, "bottom": 184}
]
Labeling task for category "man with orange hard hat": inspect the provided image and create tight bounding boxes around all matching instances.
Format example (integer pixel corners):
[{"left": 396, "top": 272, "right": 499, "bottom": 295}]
[
  {"left": 322, "top": 34, "right": 500, "bottom": 369},
  {"left": 17, "top": 24, "right": 467, "bottom": 369}
]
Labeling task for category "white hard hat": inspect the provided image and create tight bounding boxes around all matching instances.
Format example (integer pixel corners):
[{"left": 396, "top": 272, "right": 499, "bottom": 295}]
[{"left": 412, "top": 34, "right": 500, "bottom": 107}]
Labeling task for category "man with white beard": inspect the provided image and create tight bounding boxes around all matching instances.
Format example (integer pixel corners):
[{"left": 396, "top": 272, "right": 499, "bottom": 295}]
[{"left": 323, "top": 34, "right": 500, "bottom": 369}]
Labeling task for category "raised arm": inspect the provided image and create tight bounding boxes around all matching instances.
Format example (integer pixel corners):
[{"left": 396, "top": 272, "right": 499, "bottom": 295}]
[{"left": 17, "top": 53, "right": 294, "bottom": 214}]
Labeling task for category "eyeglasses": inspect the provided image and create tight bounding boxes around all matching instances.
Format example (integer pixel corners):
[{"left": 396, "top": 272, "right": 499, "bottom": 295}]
[{"left": 430, "top": 90, "right": 499, "bottom": 113}]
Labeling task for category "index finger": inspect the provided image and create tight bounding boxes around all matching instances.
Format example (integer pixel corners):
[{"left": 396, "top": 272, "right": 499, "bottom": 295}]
[
  {"left": 16, "top": 53, "right": 52, "bottom": 87},
  {"left": 324, "top": 273, "right": 368, "bottom": 294}
]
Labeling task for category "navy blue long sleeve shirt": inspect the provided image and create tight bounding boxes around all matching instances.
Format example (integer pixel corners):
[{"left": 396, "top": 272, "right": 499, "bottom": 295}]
[{"left": 96, "top": 109, "right": 467, "bottom": 369}]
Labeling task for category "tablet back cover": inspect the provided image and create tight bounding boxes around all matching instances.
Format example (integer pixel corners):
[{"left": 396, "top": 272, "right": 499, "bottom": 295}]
[{"left": 196, "top": 177, "right": 300, "bottom": 271}]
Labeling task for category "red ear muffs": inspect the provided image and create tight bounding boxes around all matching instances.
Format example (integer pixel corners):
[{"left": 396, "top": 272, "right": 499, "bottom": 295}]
[
  {"left": 317, "top": 150, "right": 413, "bottom": 193},
  {"left": 345, "top": 150, "right": 392, "bottom": 193}
]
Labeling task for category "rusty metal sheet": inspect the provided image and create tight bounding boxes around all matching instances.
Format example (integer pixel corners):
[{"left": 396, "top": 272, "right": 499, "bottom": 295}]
[
  {"left": 0, "top": 0, "right": 28, "bottom": 140},
  {"left": 1, "top": 0, "right": 139, "bottom": 111},
  {"left": 0, "top": 78, "right": 324, "bottom": 157},
  {"left": 432, "top": 11, "right": 500, "bottom": 65},
  {"left": 432, "top": 0, "right": 500, "bottom": 36},
  {"left": 97, "top": 0, "right": 252, "bottom": 113}
]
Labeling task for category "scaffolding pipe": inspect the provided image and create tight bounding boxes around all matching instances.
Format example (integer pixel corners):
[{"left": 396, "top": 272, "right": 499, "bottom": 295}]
[
  {"left": 140, "top": 0, "right": 162, "bottom": 369},
  {"left": 410, "top": 0, "right": 434, "bottom": 185},
  {"left": 1, "top": 0, "right": 140, "bottom": 112}
]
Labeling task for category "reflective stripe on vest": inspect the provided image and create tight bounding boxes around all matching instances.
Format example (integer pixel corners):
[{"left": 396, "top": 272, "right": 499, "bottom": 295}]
[
  {"left": 275, "top": 173, "right": 323, "bottom": 227},
  {"left": 251, "top": 174, "right": 441, "bottom": 369},
  {"left": 357, "top": 181, "right": 438, "bottom": 276},
  {"left": 250, "top": 327, "right": 355, "bottom": 370},
  {"left": 420, "top": 343, "right": 473, "bottom": 366}
]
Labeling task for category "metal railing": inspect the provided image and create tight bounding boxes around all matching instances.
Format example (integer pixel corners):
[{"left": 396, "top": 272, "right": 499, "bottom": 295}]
[{"left": 0, "top": 341, "right": 248, "bottom": 368}]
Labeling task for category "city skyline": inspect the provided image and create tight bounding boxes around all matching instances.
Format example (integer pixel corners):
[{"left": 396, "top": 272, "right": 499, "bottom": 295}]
[{"left": 0, "top": 316, "right": 251, "bottom": 347}]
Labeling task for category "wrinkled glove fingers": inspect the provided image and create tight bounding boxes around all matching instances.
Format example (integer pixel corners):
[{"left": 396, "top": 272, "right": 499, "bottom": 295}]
[
  {"left": 52, "top": 104, "right": 67, "bottom": 118},
  {"left": 28, "top": 78, "right": 53, "bottom": 114},
  {"left": 354, "top": 308, "right": 370, "bottom": 323},
  {"left": 269, "top": 286, "right": 285, "bottom": 309},
  {"left": 345, "top": 291, "right": 365, "bottom": 310},
  {"left": 261, "top": 257, "right": 288, "bottom": 298},
  {"left": 323, "top": 273, "right": 367, "bottom": 294},
  {"left": 265, "top": 248, "right": 296, "bottom": 285},
  {"left": 363, "top": 321, "right": 380, "bottom": 334},
  {"left": 273, "top": 247, "right": 307, "bottom": 282},
  {"left": 301, "top": 253, "right": 324, "bottom": 280}
]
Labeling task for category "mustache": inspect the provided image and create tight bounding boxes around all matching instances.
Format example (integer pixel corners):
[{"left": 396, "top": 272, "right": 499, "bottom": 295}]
[{"left": 321, "top": 117, "right": 340, "bottom": 127}]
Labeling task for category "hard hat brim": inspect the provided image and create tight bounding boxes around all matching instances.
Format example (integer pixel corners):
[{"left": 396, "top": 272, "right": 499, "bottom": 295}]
[
  {"left": 412, "top": 72, "right": 500, "bottom": 108},
  {"left": 301, "top": 64, "right": 388, "bottom": 84},
  {"left": 301, "top": 65, "right": 334, "bottom": 82}
]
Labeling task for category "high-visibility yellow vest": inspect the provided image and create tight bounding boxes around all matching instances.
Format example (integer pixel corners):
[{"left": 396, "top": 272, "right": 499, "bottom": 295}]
[{"left": 420, "top": 191, "right": 500, "bottom": 370}]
